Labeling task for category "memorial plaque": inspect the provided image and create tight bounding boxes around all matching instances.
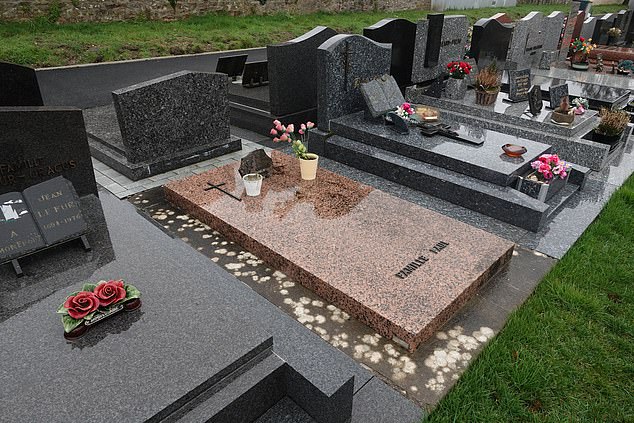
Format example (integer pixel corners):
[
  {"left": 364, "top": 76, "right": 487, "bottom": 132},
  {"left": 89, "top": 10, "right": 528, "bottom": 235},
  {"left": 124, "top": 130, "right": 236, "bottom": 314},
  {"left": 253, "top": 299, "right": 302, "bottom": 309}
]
[
  {"left": 549, "top": 83, "right": 569, "bottom": 109},
  {"left": 528, "top": 85, "right": 543, "bottom": 116},
  {"left": 23, "top": 177, "right": 87, "bottom": 245},
  {"left": 0, "top": 62, "right": 43, "bottom": 107},
  {"left": 241, "top": 61, "right": 269, "bottom": 87},
  {"left": 0, "top": 193, "right": 45, "bottom": 262},
  {"left": 215, "top": 55, "right": 248, "bottom": 80},
  {"left": 364, "top": 18, "right": 417, "bottom": 87},
  {"left": 360, "top": 75, "right": 405, "bottom": 118},
  {"left": 508, "top": 69, "right": 531, "bottom": 102}
]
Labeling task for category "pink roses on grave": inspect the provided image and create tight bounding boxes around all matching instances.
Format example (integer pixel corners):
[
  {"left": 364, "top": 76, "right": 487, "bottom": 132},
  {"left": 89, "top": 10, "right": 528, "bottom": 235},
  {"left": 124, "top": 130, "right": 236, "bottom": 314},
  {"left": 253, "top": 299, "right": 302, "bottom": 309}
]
[{"left": 530, "top": 154, "right": 570, "bottom": 181}]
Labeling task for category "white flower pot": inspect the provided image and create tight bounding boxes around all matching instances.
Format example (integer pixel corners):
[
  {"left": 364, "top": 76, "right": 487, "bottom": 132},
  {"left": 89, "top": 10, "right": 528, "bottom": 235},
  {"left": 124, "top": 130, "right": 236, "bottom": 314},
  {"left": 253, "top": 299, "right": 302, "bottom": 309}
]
[
  {"left": 242, "top": 173, "right": 263, "bottom": 196},
  {"left": 299, "top": 153, "right": 319, "bottom": 180}
]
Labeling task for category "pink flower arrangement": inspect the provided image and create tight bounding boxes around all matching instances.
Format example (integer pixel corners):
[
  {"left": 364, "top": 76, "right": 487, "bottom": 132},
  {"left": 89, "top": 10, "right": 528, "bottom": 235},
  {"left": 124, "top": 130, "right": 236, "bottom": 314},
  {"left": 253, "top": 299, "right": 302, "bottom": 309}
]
[
  {"left": 530, "top": 154, "right": 570, "bottom": 182},
  {"left": 395, "top": 103, "right": 415, "bottom": 120},
  {"left": 270, "top": 119, "right": 315, "bottom": 160}
]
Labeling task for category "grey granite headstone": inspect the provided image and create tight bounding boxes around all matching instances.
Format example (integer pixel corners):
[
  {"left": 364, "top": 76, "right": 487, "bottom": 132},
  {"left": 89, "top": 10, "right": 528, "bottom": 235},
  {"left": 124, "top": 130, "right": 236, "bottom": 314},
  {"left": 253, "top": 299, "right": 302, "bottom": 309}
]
[
  {"left": 238, "top": 149, "right": 273, "bottom": 178},
  {"left": 411, "top": 15, "right": 469, "bottom": 84},
  {"left": 508, "top": 69, "right": 531, "bottom": 102},
  {"left": 268, "top": 26, "right": 337, "bottom": 116},
  {"left": 0, "top": 107, "right": 97, "bottom": 197},
  {"left": 543, "top": 12, "right": 565, "bottom": 53},
  {"left": 581, "top": 16, "right": 598, "bottom": 41},
  {"left": 317, "top": 35, "right": 391, "bottom": 130},
  {"left": 593, "top": 13, "right": 616, "bottom": 45},
  {"left": 470, "top": 18, "right": 513, "bottom": 69},
  {"left": 549, "top": 83, "right": 569, "bottom": 109},
  {"left": 559, "top": 2, "right": 581, "bottom": 58},
  {"left": 508, "top": 12, "right": 545, "bottom": 70},
  {"left": 364, "top": 18, "right": 417, "bottom": 87},
  {"left": 0, "top": 62, "right": 43, "bottom": 107},
  {"left": 360, "top": 75, "right": 405, "bottom": 118},
  {"left": 113, "top": 71, "right": 231, "bottom": 164}
]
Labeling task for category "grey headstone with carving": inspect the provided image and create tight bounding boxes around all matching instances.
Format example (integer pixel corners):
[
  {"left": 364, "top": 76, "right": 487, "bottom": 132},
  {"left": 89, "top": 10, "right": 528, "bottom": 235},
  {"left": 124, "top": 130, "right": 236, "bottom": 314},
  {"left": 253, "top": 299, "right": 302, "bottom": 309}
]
[{"left": 508, "top": 12, "right": 545, "bottom": 70}]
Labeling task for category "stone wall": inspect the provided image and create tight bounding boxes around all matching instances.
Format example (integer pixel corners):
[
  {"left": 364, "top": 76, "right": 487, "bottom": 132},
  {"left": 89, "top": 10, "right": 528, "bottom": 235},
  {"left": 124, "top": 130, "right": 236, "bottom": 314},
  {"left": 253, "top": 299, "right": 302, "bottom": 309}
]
[{"left": 0, "top": 0, "right": 432, "bottom": 22}]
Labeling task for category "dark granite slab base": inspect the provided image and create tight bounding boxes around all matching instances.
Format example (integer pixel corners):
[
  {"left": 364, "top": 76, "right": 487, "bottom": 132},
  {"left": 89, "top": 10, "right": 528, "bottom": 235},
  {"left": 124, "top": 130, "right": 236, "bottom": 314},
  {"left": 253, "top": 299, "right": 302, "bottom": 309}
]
[
  {"left": 229, "top": 81, "right": 271, "bottom": 110},
  {"left": 84, "top": 104, "right": 242, "bottom": 181},
  {"left": 164, "top": 151, "right": 514, "bottom": 351},
  {"left": 325, "top": 135, "right": 588, "bottom": 232}
]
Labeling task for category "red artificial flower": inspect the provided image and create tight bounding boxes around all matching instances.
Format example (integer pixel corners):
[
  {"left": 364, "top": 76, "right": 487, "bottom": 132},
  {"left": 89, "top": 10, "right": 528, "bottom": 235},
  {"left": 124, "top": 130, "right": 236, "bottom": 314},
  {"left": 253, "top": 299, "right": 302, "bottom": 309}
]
[
  {"left": 580, "top": 37, "right": 585, "bottom": 42},
  {"left": 63, "top": 291, "right": 100, "bottom": 320},
  {"left": 94, "top": 280, "right": 127, "bottom": 307}
]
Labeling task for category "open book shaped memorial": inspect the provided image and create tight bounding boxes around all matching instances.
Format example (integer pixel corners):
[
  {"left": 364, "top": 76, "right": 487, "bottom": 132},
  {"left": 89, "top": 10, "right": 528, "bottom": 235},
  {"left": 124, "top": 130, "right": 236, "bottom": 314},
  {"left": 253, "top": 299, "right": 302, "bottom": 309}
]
[{"left": 0, "top": 176, "right": 89, "bottom": 276}]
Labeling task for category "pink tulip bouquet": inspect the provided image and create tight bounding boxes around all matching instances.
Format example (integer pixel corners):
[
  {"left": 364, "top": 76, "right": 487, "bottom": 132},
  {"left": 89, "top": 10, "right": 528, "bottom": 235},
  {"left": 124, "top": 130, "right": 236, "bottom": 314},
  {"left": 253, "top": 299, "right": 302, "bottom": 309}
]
[
  {"left": 530, "top": 154, "right": 570, "bottom": 182},
  {"left": 271, "top": 120, "right": 315, "bottom": 160}
]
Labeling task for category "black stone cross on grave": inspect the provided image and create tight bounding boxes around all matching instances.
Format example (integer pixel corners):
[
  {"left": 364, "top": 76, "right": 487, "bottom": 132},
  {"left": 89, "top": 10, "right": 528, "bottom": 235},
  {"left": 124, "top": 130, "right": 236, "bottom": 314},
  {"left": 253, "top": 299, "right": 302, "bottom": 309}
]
[{"left": 205, "top": 182, "right": 242, "bottom": 202}]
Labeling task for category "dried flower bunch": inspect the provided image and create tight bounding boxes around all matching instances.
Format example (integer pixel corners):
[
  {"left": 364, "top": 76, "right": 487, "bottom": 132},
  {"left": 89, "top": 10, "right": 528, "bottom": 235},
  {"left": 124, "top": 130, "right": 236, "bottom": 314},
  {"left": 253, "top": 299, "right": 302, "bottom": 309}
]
[
  {"left": 608, "top": 27, "right": 622, "bottom": 37},
  {"left": 596, "top": 108, "right": 630, "bottom": 137},
  {"left": 475, "top": 62, "right": 501, "bottom": 93}
]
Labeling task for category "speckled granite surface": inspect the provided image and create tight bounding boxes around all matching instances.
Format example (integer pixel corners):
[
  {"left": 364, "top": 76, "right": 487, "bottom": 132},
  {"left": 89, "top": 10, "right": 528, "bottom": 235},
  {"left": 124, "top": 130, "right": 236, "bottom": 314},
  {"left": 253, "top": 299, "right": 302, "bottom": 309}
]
[{"left": 164, "top": 151, "right": 514, "bottom": 351}]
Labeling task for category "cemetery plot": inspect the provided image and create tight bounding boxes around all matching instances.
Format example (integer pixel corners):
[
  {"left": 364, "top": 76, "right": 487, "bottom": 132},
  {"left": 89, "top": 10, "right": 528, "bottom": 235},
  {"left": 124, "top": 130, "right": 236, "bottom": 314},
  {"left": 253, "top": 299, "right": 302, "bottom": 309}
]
[{"left": 164, "top": 152, "right": 515, "bottom": 352}]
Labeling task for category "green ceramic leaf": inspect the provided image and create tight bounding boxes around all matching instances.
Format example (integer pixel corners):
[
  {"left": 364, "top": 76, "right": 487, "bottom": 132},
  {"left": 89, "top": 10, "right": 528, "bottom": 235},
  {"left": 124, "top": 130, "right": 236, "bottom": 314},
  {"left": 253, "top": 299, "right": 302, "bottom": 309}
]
[
  {"left": 62, "top": 315, "right": 83, "bottom": 333},
  {"left": 125, "top": 284, "right": 141, "bottom": 300},
  {"left": 83, "top": 312, "right": 96, "bottom": 321},
  {"left": 56, "top": 303, "right": 68, "bottom": 314},
  {"left": 82, "top": 283, "right": 97, "bottom": 292}
]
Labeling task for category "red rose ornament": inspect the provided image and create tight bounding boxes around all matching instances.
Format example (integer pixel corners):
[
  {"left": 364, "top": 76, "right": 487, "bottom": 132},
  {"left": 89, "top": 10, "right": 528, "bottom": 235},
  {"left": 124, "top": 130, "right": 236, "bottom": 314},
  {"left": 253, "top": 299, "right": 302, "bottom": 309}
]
[
  {"left": 63, "top": 291, "right": 100, "bottom": 319},
  {"left": 94, "top": 280, "right": 127, "bottom": 307}
]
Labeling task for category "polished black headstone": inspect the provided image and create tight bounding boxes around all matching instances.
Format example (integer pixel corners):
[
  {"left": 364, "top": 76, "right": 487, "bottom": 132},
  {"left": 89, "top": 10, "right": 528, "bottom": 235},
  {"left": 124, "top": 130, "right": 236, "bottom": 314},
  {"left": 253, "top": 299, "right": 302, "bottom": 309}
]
[
  {"left": 24, "top": 177, "right": 87, "bottom": 246},
  {"left": 0, "top": 192, "right": 45, "bottom": 262},
  {"left": 425, "top": 14, "right": 444, "bottom": 68},
  {"left": 0, "top": 107, "right": 97, "bottom": 197},
  {"left": 216, "top": 55, "right": 248, "bottom": 79},
  {"left": 508, "top": 69, "right": 531, "bottom": 102},
  {"left": 470, "top": 18, "right": 513, "bottom": 68},
  {"left": 426, "top": 76, "right": 444, "bottom": 99},
  {"left": 0, "top": 62, "right": 44, "bottom": 107},
  {"left": 549, "top": 83, "right": 569, "bottom": 109},
  {"left": 364, "top": 18, "right": 417, "bottom": 87},
  {"left": 242, "top": 61, "right": 269, "bottom": 87},
  {"left": 528, "top": 85, "right": 543, "bottom": 116}
]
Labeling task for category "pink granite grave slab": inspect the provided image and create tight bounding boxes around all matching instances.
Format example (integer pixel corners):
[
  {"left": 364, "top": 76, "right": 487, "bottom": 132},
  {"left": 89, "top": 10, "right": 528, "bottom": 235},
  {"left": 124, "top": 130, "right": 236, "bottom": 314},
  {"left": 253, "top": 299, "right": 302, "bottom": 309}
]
[{"left": 165, "top": 151, "right": 514, "bottom": 351}]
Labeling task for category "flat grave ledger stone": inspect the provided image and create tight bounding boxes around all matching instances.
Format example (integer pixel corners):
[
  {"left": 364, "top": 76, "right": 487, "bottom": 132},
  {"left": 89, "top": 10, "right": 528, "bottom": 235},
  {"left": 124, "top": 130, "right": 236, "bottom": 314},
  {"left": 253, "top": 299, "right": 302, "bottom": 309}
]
[
  {"left": 0, "top": 62, "right": 43, "bottom": 107},
  {"left": 0, "top": 176, "right": 88, "bottom": 270},
  {"left": 215, "top": 54, "right": 248, "bottom": 80},
  {"left": 360, "top": 75, "right": 406, "bottom": 118},
  {"left": 549, "top": 83, "right": 569, "bottom": 109},
  {"left": 411, "top": 15, "right": 469, "bottom": 83},
  {"left": 470, "top": 18, "right": 514, "bottom": 68},
  {"left": 0, "top": 107, "right": 97, "bottom": 197},
  {"left": 364, "top": 18, "right": 417, "bottom": 87},
  {"left": 528, "top": 85, "right": 543, "bottom": 116},
  {"left": 317, "top": 35, "right": 391, "bottom": 130},
  {"left": 508, "top": 12, "right": 545, "bottom": 70},
  {"left": 164, "top": 151, "right": 515, "bottom": 351},
  {"left": 113, "top": 71, "right": 233, "bottom": 164},
  {"left": 508, "top": 69, "right": 531, "bottom": 102},
  {"left": 560, "top": 2, "right": 581, "bottom": 58},
  {"left": 268, "top": 26, "right": 337, "bottom": 116},
  {"left": 242, "top": 61, "right": 269, "bottom": 87}
]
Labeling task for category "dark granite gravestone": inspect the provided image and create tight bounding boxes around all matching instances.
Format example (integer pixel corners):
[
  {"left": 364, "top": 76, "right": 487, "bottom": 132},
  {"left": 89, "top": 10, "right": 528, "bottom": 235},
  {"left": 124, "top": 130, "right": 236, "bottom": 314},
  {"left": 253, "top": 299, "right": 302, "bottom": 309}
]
[
  {"left": 215, "top": 54, "right": 248, "bottom": 80},
  {"left": 508, "top": 12, "right": 545, "bottom": 70},
  {"left": 528, "top": 85, "right": 543, "bottom": 116},
  {"left": 549, "top": 83, "right": 569, "bottom": 109},
  {"left": 268, "top": 26, "right": 337, "bottom": 117},
  {"left": 241, "top": 61, "right": 269, "bottom": 87},
  {"left": 470, "top": 18, "right": 513, "bottom": 68},
  {"left": 411, "top": 15, "right": 469, "bottom": 83},
  {"left": 593, "top": 13, "right": 616, "bottom": 45},
  {"left": 317, "top": 35, "right": 391, "bottom": 130},
  {"left": 0, "top": 62, "right": 44, "bottom": 107},
  {"left": 627, "top": 10, "right": 634, "bottom": 44},
  {"left": 426, "top": 76, "right": 444, "bottom": 98},
  {"left": 560, "top": 2, "right": 581, "bottom": 58},
  {"left": 112, "top": 71, "right": 236, "bottom": 165},
  {"left": 364, "top": 18, "right": 417, "bottom": 87},
  {"left": 238, "top": 149, "right": 273, "bottom": 178},
  {"left": 0, "top": 107, "right": 97, "bottom": 197},
  {"left": 360, "top": 75, "right": 405, "bottom": 118},
  {"left": 508, "top": 69, "right": 531, "bottom": 102}
]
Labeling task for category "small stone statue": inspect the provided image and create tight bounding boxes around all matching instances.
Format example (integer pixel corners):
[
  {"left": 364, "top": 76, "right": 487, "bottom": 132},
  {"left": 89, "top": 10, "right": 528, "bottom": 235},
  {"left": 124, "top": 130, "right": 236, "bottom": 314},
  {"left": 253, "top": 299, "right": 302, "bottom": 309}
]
[
  {"left": 238, "top": 149, "right": 273, "bottom": 178},
  {"left": 595, "top": 54, "right": 604, "bottom": 73}
]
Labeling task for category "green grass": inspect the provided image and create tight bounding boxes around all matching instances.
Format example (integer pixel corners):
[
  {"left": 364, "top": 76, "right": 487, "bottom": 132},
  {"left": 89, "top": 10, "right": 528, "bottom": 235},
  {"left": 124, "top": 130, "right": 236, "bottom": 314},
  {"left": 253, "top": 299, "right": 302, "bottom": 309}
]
[
  {"left": 425, "top": 174, "right": 634, "bottom": 422},
  {"left": 0, "top": 3, "right": 625, "bottom": 67}
]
